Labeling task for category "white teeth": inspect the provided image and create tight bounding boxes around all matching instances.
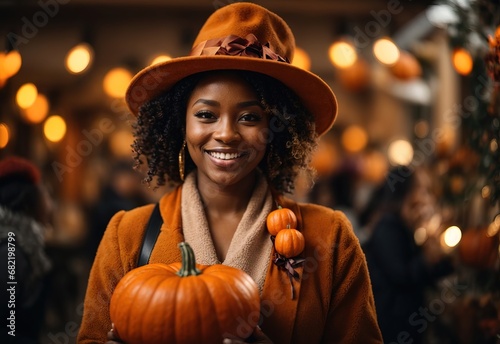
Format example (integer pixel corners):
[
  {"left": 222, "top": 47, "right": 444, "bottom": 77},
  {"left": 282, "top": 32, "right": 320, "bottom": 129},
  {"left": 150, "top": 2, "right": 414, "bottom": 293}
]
[{"left": 208, "top": 151, "right": 242, "bottom": 160}]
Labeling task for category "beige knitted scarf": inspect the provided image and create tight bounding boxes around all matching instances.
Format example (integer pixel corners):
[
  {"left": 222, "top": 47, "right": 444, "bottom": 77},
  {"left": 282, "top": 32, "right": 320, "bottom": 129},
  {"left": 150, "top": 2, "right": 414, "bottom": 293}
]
[{"left": 181, "top": 171, "right": 273, "bottom": 293}]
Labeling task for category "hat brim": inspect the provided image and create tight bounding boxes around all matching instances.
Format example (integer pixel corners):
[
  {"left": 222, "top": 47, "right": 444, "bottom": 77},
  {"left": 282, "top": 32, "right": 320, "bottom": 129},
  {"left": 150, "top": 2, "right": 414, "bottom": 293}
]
[{"left": 125, "top": 55, "right": 337, "bottom": 136}]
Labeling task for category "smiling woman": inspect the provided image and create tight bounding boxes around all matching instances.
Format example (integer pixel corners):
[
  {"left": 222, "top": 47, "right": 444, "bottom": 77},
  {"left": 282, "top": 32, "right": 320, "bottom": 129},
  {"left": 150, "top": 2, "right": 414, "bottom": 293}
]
[{"left": 78, "top": 3, "right": 383, "bottom": 344}]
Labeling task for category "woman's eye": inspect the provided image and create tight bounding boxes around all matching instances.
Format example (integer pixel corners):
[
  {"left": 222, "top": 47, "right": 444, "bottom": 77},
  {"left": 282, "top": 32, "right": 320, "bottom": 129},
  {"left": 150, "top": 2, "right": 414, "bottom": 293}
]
[
  {"left": 240, "top": 113, "right": 262, "bottom": 122},
  {"left": 194, "top": 111, "right": 215, "bottom": 120}
]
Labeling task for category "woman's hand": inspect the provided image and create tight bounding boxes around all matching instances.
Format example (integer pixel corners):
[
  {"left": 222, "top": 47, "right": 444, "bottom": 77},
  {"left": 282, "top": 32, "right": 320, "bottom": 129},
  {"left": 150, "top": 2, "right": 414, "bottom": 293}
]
[
  {"left": 105, "top": 323, "right": 124, "bottom": 344},
  {"left": 223, "top": 326, "right": 273, "bottom": 343}
]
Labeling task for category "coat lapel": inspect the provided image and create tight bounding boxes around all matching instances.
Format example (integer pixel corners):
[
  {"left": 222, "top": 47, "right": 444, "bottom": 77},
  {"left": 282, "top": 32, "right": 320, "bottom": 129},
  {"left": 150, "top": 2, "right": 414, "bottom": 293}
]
[{"left": 149, "top": 186, "right": 184, "bottom": 264}]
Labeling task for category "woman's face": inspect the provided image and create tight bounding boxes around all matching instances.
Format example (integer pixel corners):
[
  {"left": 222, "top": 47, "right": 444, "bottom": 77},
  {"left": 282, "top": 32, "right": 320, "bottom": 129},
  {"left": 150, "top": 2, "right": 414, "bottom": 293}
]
[{"left": 185, "top": 72, "right": 269, "bottom": 188}]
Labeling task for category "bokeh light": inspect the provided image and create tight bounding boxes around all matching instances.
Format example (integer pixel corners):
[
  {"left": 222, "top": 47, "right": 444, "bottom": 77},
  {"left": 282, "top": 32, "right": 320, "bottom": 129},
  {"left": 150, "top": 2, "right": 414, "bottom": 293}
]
[
  {"left": 0, "top": 123, "right": 10, "bottom": 149},
  {"left": 16, "top": 83, "right": 38, "bottom": 109},
  {"left": 361, "top": 150, "right": 388, "bottom": 183},
  {"left": 490, "top": 139, "right": 498, "bottom": 152},
  {"left": 328, "top": 41, "right": 357, "bottom": 69},
  {"left": 414, "top": 227, "right": 428, "bottom": 245},
  {"left": 481, "top": 185, "right": 491, "bottom": 199},
  {"left": 2, "top": 50, "right": 22, "bottom": 78},
  {"left": 487, "top": 214, "right": 500, "bottom": 237},
  {"left": 452, "top": 48, "right": 473, "bottom": 76},
  {"left": 0, "top": 53, "right": 7, "bottom": 81},
  {"left": 150, "top": 54, "right": 172, "bottom": 65},
  {"left": 388, "top": 139, "right": 414, "bottom": 166},
  {"left": 341, "top": 125, "right": 368, "bottom": 153},
  {"left": 44, "top": 115, "right": 67, "bottom": 142},
  {"left": 66, "top": 43, "right": 94, "bottom": 74},
  {"left": 442, "top": 225, "right": 462, "bottom": 248},
  {"left": 291, "top": 47, "right": 311, "bottom": 71},
  {"left": 103, "top": 67, "right": 133, "bottom": 98},
  {"left": 414, "top": 120, "right": 429, "bottom": 138},
  {"left": 109, "top": 129, "right": 134, "bottom": 157},
  {"left": 373, "top": 38, "right": 400, "bottom": 65},
  {"left": 22, "top": 93, "right": 49, "bottom": 124}
]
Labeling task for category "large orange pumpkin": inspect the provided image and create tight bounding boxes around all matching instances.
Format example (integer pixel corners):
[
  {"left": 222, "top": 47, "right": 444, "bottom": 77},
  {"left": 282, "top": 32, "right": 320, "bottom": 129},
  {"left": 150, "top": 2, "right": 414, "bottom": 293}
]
[
  {"left": 458, "top": 227, "right": 499, "bottom": 269},
  {"left": 110, "top": 242, "right": 260, "bottom": 344},
  {"left": 275, "top": 226, "right": 305, "bottom": 258},
  {"left": 266, "top": 206, "right": 297, "bottom": 236}
]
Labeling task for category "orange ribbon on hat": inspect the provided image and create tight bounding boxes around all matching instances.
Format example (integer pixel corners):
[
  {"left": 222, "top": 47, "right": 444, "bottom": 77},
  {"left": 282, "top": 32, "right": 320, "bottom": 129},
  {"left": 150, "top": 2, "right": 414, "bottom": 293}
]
[{"left": 190, "top": 34, "right": 290, "bottom": 63}]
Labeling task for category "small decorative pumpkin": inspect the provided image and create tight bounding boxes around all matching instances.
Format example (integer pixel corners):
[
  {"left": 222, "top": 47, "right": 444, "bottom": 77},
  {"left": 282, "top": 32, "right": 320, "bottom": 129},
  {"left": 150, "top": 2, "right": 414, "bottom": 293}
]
[
  {"left": 337, "top": 58, "right": 370, "bottom": 92},
  {"left": 389, "top": 50, "right": 422, "bottom": 81},
  {"left": 458, "top": 227, "right": 499, "bottom": 269},
  {"left": 266, "top": 206, "right": 297, "bottom": 236},
  {"left": 110, "top": 242, "right": 260, "bottom": 344},
  {"left": 274, "top": 226, "right": 305, "bottom": 258}
]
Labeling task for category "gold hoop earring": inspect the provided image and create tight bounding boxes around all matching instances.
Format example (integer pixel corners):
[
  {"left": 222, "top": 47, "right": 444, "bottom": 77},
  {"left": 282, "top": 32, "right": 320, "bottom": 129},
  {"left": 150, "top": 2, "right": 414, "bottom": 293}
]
[{"left": 179, "top": 140, "right": 186, "bottom": 181}]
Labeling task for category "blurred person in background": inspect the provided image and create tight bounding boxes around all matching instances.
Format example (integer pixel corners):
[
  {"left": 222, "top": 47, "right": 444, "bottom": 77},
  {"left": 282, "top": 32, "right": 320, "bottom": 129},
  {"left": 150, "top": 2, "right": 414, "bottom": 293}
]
[
  {"left": 0, "top": 156, "right": 53, "bottom": 344},
  {"left": 85, "top": 159, "right": 150, "bottom": 260},
  {"left": 360, "top": 165, "right": 455, "bottom": 344},
  {"left": 308, "top": 163, "right": 365, "bottom": 243}
]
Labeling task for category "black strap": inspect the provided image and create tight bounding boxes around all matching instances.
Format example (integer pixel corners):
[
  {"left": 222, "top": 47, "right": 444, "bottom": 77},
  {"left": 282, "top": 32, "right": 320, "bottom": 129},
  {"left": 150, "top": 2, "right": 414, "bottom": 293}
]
[{"left": 137, "top": 203, "right": 163, "bottom": 267}]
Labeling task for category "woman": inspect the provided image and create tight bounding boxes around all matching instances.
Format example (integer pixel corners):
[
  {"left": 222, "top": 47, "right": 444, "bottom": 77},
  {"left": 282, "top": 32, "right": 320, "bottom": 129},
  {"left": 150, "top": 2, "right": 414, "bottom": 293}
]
[
  {"left": 361, "top": 167, "right": 454, "bottom": 344},
  {"left": 78, "top": 3, "right": 382, "bottom": 343}
]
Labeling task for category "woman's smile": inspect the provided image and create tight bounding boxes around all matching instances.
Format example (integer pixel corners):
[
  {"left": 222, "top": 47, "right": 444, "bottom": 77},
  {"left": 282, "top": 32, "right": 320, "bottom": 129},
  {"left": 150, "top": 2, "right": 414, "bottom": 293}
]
[{"left": 204, "top": 149, "right": 248, "bottom": 168}]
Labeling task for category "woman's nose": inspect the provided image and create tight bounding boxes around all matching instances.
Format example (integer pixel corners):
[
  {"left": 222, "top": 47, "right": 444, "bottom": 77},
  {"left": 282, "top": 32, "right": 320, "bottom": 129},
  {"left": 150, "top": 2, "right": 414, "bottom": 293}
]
[{"left": 214, "top": 118, "right": 240, "bottom": 143}]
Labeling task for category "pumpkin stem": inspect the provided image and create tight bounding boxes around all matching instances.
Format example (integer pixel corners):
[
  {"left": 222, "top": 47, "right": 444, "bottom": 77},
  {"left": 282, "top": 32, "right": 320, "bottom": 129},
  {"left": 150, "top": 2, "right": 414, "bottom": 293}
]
[{"left": 177, "top": 242, "right": 202, "bottom": 277}]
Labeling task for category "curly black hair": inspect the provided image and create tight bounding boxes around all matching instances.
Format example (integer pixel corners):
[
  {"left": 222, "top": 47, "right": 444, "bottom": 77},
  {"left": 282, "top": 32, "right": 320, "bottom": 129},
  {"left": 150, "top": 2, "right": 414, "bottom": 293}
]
[{"left": 132, "top": 69, "right": 318, "bottom": 194}]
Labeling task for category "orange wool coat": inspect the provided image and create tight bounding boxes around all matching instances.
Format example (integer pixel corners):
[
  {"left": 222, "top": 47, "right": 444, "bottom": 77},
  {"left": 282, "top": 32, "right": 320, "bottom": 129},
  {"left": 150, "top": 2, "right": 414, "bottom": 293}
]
[{"left": 77, "top": 185, "right": 382, "bottom": 343}]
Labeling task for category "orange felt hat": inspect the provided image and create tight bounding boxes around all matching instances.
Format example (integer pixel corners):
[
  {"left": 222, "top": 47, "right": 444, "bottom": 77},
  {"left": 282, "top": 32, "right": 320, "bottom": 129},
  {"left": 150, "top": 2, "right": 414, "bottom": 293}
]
[{"left": 125, "top": 2, "right": 338, "bottom": 136}]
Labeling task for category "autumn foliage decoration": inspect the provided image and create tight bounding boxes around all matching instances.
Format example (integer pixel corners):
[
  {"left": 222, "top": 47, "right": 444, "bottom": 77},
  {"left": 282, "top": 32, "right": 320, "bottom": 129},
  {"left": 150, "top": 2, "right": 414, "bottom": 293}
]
[{"left": 109, "top": 242, "right": 260, "bottom": 344}]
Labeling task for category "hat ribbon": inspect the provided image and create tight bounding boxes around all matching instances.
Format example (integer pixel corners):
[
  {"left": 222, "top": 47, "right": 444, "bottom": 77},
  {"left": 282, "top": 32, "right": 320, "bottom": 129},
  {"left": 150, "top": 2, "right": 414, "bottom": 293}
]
[{"left": 190, "top": 34, "right": 290, "bottom": 63}]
